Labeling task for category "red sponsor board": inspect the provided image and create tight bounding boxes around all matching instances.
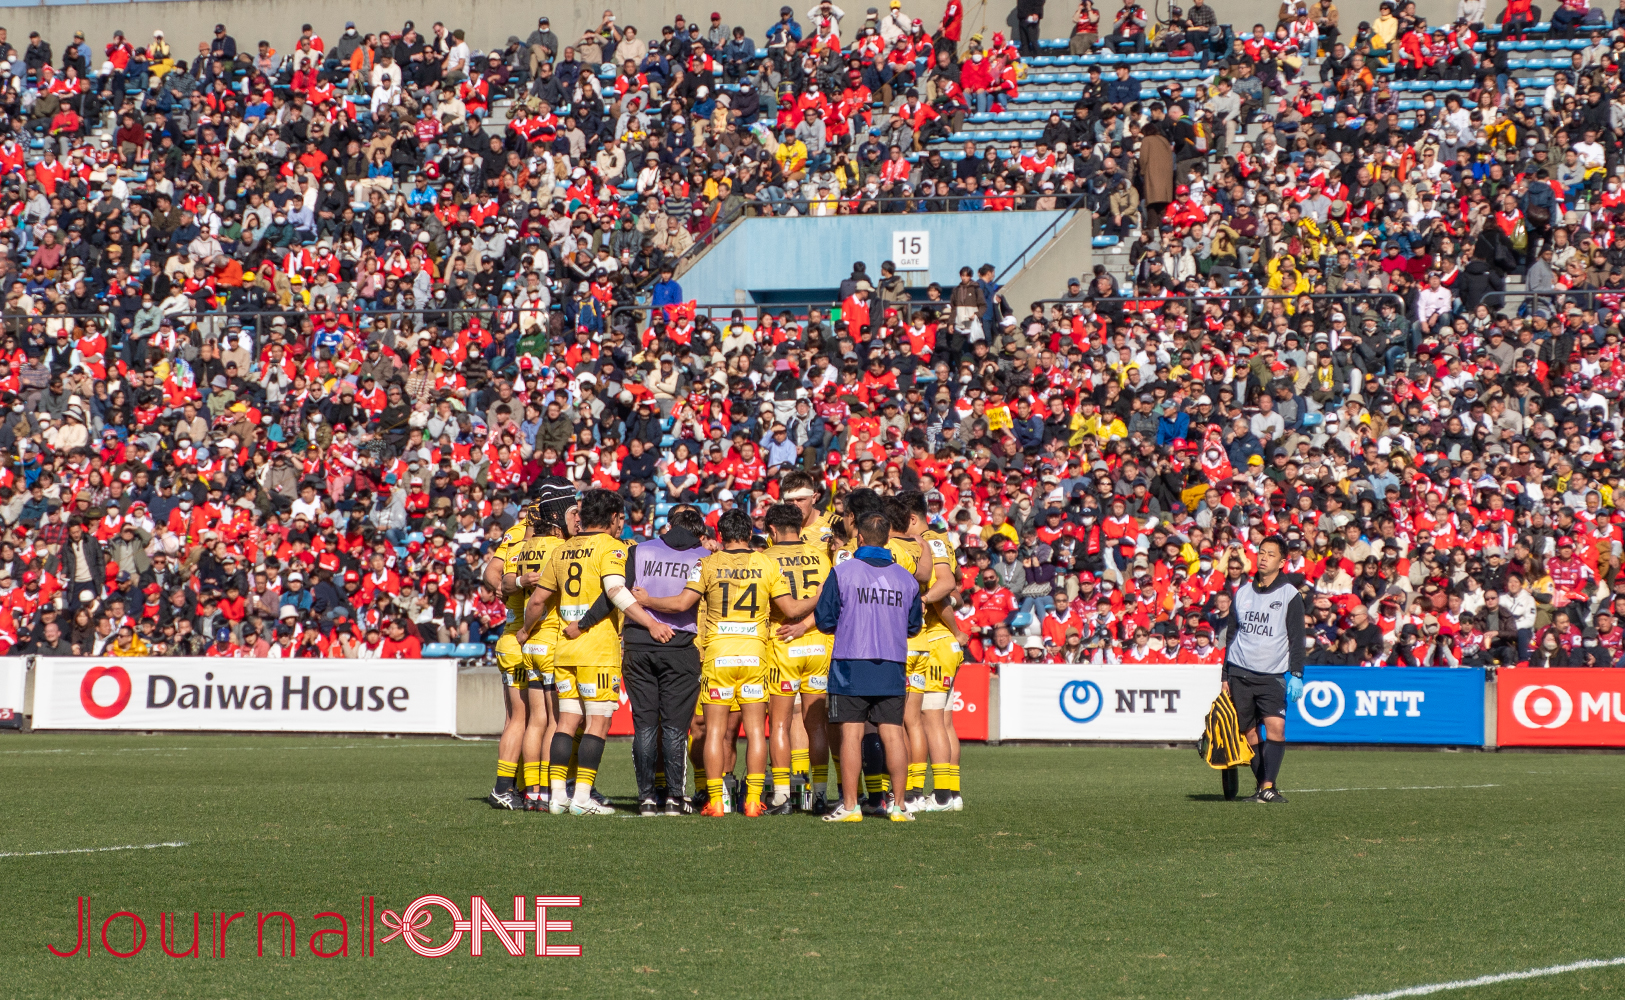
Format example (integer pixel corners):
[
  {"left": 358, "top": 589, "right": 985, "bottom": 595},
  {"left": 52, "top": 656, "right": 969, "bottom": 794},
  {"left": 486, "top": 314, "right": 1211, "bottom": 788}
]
[
  {"left": 608, "top": 690, "right": 635, "bottom": 736},
  {"left": 1498, "top": 668, "right": 1625, "bottom": 746},
  {"left": 952, "top": 663, "right": 991, "bottom": 741}
]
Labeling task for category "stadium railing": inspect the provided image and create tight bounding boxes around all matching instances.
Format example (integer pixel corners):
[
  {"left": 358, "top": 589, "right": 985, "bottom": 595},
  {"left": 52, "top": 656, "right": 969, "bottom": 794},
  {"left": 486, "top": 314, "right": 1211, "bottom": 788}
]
[{"left": 1022, "top": 290, "right": 1408, "bottom": 318}]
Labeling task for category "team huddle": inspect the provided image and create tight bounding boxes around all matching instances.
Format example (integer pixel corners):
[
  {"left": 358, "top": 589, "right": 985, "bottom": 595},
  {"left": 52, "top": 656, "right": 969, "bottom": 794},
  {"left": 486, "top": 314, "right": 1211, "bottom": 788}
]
[{"left": 481, "top": 473, "right": 966, "bottom": 819}]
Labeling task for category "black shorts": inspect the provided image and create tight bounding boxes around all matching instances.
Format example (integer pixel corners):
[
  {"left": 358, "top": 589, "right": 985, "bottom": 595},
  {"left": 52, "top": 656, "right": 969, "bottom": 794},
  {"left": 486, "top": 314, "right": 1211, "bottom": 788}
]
[
  {"left": 623, "top": 642, "right": 702, "bottom": 732},
  {"left": 827, "top": 693, "right": 905, "bottom": 727},
  {"left": 1228, "top": 668, "right": 1287, "bottom": 734}
]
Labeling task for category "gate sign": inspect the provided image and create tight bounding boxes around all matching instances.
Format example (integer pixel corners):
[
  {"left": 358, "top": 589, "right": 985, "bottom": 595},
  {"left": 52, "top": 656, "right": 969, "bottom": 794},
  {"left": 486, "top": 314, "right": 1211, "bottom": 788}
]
[
  {"left": 1498, "top": 667, "right": 1625, "bottom": 747},
  {"left": 891, "top": 230, "right": 929, "bottom": 271},
  {"left": 1285, "top": 666, "right": 1485, "bottom": 745}
]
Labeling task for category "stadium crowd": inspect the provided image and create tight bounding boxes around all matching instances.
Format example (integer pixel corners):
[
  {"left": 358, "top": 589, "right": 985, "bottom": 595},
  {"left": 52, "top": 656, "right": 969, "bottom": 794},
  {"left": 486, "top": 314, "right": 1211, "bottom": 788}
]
[{"left": 0, "top": 0, "right": 1622, "bottom": 671}]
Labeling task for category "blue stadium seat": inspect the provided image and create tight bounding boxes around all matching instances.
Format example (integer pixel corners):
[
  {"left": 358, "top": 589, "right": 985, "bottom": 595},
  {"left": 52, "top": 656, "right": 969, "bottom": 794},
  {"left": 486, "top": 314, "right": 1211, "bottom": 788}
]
[
  {"left": 1010, "top": 610, "right": 1034, "bottom": 631},
  {"left": 454, "top": 643, "right": 486, "bottom": 658},
  {"left": 1092, "top": 235, "right": 1122, "bottom": 247},
  {"left": 422, "top": 643, "right": 457, "bottom": 658}
]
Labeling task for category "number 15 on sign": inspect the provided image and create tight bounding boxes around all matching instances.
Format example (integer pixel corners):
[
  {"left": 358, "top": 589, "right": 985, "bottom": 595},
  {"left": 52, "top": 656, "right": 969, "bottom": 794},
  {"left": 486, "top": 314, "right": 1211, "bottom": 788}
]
[{"left": 892, "top": 231, "right": 929, "bottom": 271}]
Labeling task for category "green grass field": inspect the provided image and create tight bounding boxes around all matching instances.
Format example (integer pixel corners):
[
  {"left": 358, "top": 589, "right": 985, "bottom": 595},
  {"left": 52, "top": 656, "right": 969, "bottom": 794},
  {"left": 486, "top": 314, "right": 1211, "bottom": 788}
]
[{"left": 5, "top": 735, "right": 1625, "bottom": 1000}]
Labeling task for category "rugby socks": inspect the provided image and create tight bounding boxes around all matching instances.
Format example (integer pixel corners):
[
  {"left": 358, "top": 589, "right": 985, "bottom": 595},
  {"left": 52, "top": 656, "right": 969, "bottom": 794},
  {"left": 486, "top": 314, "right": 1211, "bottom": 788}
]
[
  {"left": 548, "top": 732, "right": 576, "bottom": 800},
  {"left": 1261, "top": 740, "right": 1286, "bottom": 788},
  {"left": 932, "top": 763, "right": 959, "bottom": 804},
  {"left": 861, "top": 733, "right": 888, "bottom": 796},
  {"left": 570, "top": 735, "right": 606, "bottom": 807},
  {"left": 791, "top": 748, "right": 810, "bottom": 779},
  {"left": 495, "top": 759, "right": 518, "bottom": 794},
  {"left": 1248, "top": 743, "right": 1264, "bottom": 787},
  {"left": 811, "top": 763, "right": 829, "bottom": 798},
  {"left": 522, "top": 761, "right": 543, "bottom": 800},
  {"left": 706, "top": 777, "right": 726, "bottom": 804},
  {"left": 771, "top": 767, "right": 792, "bottom": 806},
  {"left": 746, "top": 772, "right": 765, "bottom": 807},
  {"left": 906, "top": 763, "right": 927, "bottom": 798}
]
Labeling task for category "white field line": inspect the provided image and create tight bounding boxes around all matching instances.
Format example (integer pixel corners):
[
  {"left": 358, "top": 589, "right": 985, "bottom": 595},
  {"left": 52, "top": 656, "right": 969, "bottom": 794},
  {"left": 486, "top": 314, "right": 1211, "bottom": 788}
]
[
  {"left": 0, "top": 742, "right": 478, "bottom": 755},
  {"left": 0, "top": 841, "right": 188, "bottom": 859},
  {"left": 1292, "top": 784, "right": 1500, "bottom": 793},
  {"left": 1334, "top": 955, "right": 1625, "bottom": 999}
]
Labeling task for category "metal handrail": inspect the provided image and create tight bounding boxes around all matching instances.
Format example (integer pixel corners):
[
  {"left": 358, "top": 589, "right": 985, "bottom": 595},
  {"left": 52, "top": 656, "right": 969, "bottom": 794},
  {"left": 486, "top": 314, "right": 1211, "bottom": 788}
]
[
  {"left": 994, "top": 208, "right": 1081, "bottom": 284},
  {"left": 1052, "top": 290, "right": 1408, "bottom": 314},
  {"left": 611, "top": 300, "right": 844, "bottom": 333}
]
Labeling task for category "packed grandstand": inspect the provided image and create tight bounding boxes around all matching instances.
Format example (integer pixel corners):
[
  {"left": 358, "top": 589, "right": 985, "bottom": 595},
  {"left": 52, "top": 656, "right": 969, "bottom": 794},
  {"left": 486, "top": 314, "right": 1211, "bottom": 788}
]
[{"left": 0, "top": 0, "right": 1610, "bottom": 670}]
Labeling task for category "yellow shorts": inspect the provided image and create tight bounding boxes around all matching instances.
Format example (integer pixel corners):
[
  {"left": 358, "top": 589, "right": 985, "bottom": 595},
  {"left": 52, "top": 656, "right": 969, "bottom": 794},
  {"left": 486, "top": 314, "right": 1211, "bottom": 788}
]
[
  {"left": 554, "top": 665, "right": 622, "bottom": 703},
  {"left": 768, "top": 631, "right": 832, "bottom": 697},
  {"left": 907, "top": 633, "right": 965, "bottom": 694},
  {"left": 521, "top": 639, "right": 555, "bottom": 689},
  {"left": 701, "top": 653, "right": 768, "bottom": 710},
  {"left": 496, "top": 633, "right": 527, "bottom": 689}
]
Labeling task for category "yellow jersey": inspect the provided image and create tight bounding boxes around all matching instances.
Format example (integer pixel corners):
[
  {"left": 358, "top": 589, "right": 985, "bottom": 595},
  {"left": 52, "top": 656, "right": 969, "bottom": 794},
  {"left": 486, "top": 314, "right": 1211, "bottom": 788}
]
[
  {"left": 495, "top": 522, "right": 531, "bottom": 637},
  {"left": 884, "top": 536, "right": 920, "bottom": 577},
  {"left": 774, "top": 511, "right": 835, "bottom": 558},
  {"left": 767, "top": 540, "right": 831, "bottom": 624},
  {"left": 539, "top": 532, "right": 628, "bottom": 668},
  {"left": 802, "top": 512, "right": 836, "bottom": 550},
  {"left": 689, "top": 549, "right": 790, "bottom": 662},
  {"left": 516, "top": 534, "right": 566, "bottom": 648},
  {"left": 918, "top": 529, "right": 958, "bottom": 640}
]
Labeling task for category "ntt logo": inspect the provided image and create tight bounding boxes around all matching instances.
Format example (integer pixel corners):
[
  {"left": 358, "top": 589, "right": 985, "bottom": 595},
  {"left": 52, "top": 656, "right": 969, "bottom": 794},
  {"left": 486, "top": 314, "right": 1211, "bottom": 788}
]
[
  {"left": 1059, "top": 680, "right": 1104, "bottom": 723},
  {"left": 1297, "top": 680, "right": 1346, "bottom": 727}
]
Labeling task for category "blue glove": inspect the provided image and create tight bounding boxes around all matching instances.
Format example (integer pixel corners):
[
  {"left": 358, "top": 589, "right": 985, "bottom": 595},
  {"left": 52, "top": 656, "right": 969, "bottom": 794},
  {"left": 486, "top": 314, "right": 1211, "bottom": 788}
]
[{"left": 1286, "top": 674, "right": 1305, "bottom": 704}]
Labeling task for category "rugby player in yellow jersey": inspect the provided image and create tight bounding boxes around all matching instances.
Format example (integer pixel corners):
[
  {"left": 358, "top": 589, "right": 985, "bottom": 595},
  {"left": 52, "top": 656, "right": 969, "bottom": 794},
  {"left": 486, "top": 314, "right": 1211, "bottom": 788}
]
[
  {"left": 763, "top": 502, "right": 833, "bottom": 814},
  {"left": 635, "top": 509, "right": 818, "bottom": 817},
  {"left": 507, "top": 478, "right": 580, "bottom": 811},
  {"left": 884, "top": 491, "right": 967, "bottom": 812},
  {"left": 482, "top": 502, "right": 539, "bottom": 810},
  {"left": 777, "top": 471, "right": 836, "bottom": 551},
  {"left": 772, "top": 471, "right": 836, "bottom": 805},
  {"left": 524, "top": 489, "right": 675, "bottom": 816}
]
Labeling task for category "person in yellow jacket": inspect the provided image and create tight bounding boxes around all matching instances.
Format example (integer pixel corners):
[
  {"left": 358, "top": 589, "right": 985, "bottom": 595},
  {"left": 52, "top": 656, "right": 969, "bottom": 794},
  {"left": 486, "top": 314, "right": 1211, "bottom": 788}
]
[
  {"left": 1267, "top": 261, "right": 1310, "bottom": 299},
  {"left": 146, "top": 31, "right": 176, "bottom": 88},
  {"left": 1370, "top": 3, "right": 1399, "bottom": 49},
  {"left": 1074, "top": 398, "right": 1126, "bottom": 443},
  {"left": 775, "top": 134, "right": 808, "bottom": 178},
  {"left": 108, "top": 625, "right": 149, "bottom": 656}
]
